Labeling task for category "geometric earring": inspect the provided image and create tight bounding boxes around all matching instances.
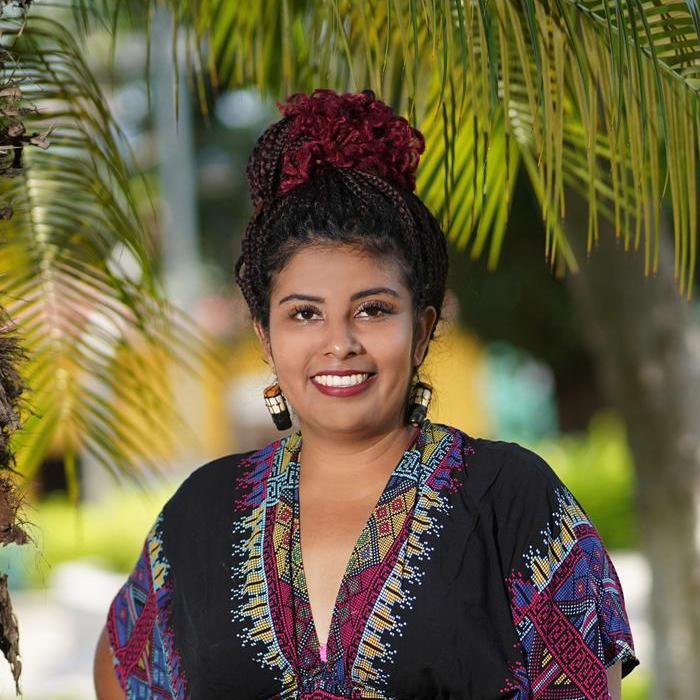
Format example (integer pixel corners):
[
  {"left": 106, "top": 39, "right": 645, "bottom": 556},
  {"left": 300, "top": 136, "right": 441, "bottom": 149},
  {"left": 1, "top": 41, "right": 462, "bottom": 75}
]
[
  {"left": 263, "top": 381, "right": 292, "bottom": 430},
  {"left": 406, "top": 379, "right": 433, "bottom": 427}
]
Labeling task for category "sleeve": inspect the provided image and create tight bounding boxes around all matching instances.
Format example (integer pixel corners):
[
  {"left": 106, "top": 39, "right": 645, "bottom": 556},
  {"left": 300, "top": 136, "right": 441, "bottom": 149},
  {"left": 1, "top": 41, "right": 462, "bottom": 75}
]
[
  {"left": 492, "top": 444, "right": 639, "bottom": 700},
  {"left": 105, "top": 510, "right": 186, "bottom": 699}
]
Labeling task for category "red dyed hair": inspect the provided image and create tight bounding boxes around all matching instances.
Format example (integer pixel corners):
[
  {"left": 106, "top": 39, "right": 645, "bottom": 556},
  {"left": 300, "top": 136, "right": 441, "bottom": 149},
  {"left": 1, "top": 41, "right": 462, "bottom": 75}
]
[{"left": 273, "top": 88, "right": 425, "bottom": 196}]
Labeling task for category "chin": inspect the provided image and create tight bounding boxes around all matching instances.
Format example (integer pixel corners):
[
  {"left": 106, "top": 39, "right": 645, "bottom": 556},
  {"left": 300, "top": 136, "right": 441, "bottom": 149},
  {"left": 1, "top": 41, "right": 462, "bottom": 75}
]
[{"left": 308, "top": 410, "right": 384, "bottom": 435}]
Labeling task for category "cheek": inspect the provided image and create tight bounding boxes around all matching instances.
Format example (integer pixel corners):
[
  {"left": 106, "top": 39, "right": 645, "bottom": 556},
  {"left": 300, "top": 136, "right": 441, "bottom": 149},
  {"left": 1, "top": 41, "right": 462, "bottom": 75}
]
[
  {"left": 366, "top": 323, "right": 414, "bottom": 367},
  {"left": 269, "top": 327, "right": 309, "bottom": 373}
]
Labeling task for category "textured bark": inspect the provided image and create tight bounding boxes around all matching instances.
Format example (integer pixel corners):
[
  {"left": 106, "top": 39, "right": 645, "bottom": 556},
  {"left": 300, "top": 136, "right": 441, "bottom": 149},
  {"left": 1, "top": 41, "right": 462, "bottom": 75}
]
[
  {"left": 563, "top": 191, "right": 700, "bottom": 699},
  {"left": 0, "top": 309, "right": 27, "bottom": 693},
  {"left": 0, "top": 3, "right": 50, "bottom": 692},
  {"left": 0, "top": 574, "right": 20, "bottom": 692}
]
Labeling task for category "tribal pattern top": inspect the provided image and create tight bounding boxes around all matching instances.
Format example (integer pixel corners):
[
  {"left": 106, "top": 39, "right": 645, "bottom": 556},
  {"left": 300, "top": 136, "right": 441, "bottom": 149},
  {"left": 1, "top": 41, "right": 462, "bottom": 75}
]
[{"left": 106, "top": 419, "right": 638, "bottom": 699}]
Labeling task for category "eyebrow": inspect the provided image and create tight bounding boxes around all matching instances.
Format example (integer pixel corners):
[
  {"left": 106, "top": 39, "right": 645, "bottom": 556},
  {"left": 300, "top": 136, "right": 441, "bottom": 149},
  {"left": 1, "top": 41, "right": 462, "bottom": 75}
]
[{"left": 278, "top": 287, "right": 400, "bottom": 305}]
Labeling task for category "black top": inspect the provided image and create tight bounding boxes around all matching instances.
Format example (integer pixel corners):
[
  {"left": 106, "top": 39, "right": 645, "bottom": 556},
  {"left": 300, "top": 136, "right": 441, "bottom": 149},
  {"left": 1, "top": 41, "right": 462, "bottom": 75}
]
[{"left": 106, "top": 420, "right": 639, "bottom": 699}]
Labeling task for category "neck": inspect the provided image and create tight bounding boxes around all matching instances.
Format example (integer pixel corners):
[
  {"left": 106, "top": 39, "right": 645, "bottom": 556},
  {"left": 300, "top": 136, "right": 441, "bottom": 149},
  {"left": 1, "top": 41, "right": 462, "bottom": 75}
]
[{"left": 296, "top": 419, "right": 420, "bottom": 484}]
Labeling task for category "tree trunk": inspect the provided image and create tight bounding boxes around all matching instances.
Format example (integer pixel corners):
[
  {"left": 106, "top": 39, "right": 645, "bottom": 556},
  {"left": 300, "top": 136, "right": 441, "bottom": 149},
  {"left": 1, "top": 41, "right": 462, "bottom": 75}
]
[
  {"left": 562, "top": 191, "right": 700, "bottom": 699},
  {"left": 0, "top": 308, "right": 28, "bottom": 693}
]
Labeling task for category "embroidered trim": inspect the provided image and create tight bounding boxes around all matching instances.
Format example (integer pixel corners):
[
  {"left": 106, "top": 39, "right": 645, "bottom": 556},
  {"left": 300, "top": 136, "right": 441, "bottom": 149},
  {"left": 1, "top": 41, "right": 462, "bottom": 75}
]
[
  {"left": 350, "top": 425, "right": 468, "bottom": 692},
  {"left": 230, "top": 420, "right": 471, "bottom": 697},
  {"left": 106, "top": 512, "right": 186, "bottom": 699},
  {"left": 506, "top": 487, "right": 637, "bottom": 699},
  {"left": 231, "top": 433, "right": 299, "bottom": 687}
]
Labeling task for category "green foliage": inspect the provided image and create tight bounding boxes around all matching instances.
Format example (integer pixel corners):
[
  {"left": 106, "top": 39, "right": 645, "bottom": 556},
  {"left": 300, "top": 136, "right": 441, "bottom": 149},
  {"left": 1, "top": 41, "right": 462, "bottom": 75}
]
[
  {"left": 0, "top": 4, "right": 226, "bottom": 489},
  {"left": 528, "top": 410, "right": 638, "bottom": 550},
  {"left": 89, "top": 0, "right": 700, "bottom": 295},
  {"left": 0, "top": 482, "right": 177, "bottom": 589}
]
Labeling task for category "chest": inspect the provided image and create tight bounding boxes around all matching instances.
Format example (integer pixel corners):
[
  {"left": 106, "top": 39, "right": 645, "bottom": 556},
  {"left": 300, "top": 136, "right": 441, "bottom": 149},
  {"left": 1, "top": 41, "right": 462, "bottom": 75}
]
[
  {"left": 168, "top": 427, "right": 527, "bottom": 698},
  {"left": 298, "top": 481, "right": 392, "bottom": 646},
  {"left": 175, "top": 487, "right": 523, "bottom": 700},
  {"left": 299, "top": 492, "right": 380, "bottom": 571},
  {"left": 299, "top": 481, "right": 389, "bottom": 550}
]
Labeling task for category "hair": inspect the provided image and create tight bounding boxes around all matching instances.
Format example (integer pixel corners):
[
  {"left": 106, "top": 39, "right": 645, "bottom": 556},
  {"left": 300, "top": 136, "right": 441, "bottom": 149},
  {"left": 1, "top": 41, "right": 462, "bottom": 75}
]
[{"left": 234, "top": 89, "right": 449, "bottom": 360}]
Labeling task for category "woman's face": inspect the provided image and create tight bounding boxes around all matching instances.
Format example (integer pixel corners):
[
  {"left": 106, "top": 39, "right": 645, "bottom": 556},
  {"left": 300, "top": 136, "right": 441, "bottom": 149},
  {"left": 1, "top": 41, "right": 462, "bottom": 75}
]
[{"left": 254, "top": 243, "right": 437, "bottom": 437}]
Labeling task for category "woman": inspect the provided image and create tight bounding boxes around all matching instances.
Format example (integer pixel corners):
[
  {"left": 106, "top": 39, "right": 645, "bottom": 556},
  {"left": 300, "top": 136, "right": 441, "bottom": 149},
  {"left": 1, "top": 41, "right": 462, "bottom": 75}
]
[{"left": 94, "top": 89, "right": 638, "bottom": 699}]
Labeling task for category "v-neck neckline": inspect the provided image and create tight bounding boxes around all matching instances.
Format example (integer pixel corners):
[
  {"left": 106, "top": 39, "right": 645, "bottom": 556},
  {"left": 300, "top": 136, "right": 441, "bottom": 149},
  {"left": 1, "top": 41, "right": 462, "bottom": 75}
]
[{"left": 286, "top": 422, "right": 425, "bottom": 668}]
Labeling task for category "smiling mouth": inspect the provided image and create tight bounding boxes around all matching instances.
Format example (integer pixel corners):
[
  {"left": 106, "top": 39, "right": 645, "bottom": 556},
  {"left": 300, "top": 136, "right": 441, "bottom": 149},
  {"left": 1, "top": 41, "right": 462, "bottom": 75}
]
[{"left": 311, "top": 372, "right": 376, "bottom": 388}]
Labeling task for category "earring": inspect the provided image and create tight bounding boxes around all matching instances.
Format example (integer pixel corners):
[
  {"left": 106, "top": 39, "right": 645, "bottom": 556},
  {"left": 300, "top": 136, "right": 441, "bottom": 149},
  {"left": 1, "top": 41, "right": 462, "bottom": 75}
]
[
  {"left": 407, "top": 379, "right": 433, "bottom": 427},
  {"left": 263, "top": 382, "right": 292, "bottom": 430}
]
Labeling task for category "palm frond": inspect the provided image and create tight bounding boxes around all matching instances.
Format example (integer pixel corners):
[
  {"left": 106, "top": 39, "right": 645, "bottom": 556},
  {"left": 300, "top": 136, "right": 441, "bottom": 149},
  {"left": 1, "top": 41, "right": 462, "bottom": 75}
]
[
  {"left": 83, "top": 0, "right": 700, "bottom": 295},
  {"left": 0, "top": 11, "right": 225, "bottom": 491}
]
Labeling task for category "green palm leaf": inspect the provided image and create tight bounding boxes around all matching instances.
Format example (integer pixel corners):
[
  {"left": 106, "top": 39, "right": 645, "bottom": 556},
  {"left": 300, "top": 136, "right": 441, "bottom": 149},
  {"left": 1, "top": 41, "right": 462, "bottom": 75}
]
[
  {"left": 0, "top": 10, "right": 224, "bottom": 491},
  {"left": 89, "top": 0, "right": 700, "bottom": 297}
]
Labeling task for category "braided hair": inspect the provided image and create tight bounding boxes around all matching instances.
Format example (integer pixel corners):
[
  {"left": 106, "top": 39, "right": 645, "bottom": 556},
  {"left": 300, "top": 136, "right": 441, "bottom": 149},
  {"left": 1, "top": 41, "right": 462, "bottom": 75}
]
[{"left": 234, "top": 89, "right": 449, "bottom": 356}]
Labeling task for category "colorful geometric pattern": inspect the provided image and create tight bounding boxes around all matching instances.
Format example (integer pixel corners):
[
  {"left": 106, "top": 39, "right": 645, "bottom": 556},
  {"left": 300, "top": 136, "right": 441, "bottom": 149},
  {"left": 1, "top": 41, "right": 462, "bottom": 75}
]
[
  {"left": 505, "top": 487, "right": 637, "bottom": 700},
  {"left": 107, "top": 421, "right": 637, "bottom": 699},
  {"left": 107, "top": 512, "right": 187, "bottom": 699},
  {"left": 350, "top": 426, "right": 471, "bottom": 691},
  {"left": 230, "top": 439, "right": 299, "bottom": 690},
  {"left": 231, "top": 420, "right": 466, "bottom": 699}
]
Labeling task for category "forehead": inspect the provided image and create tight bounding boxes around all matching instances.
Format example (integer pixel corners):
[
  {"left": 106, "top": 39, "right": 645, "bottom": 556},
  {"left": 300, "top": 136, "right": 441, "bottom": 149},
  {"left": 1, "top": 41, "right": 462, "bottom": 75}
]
[{"left": 270, "top": 245, "right": 408, "bottom": 297}]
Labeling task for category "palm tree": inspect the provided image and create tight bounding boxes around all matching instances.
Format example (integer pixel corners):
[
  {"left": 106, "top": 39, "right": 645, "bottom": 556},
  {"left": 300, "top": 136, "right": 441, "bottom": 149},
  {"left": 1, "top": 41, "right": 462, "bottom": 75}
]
[{"left": 4, "top": 0, "right": 700, "bottom": 697}]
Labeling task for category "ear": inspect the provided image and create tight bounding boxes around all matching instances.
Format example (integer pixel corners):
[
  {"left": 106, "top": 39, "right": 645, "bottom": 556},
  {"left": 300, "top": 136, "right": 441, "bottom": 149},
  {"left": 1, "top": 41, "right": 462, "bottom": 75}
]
[
  {"left": 253, "top": 319, "right": 273, "bottom": 366},
  {"left": 412, "top": 306, "right": 438, "bottom": 368}
]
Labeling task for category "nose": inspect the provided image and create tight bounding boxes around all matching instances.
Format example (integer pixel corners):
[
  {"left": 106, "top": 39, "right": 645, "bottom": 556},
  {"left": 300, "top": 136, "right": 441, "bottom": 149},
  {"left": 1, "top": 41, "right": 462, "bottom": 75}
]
[{"left": 323, "top": 317, "right": 363, "bottom": 358}]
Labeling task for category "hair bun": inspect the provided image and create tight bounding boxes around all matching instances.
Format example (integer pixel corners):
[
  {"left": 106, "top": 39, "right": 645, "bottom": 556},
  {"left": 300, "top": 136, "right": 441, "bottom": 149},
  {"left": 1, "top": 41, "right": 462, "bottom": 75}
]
[{"left": 271, "top": 88, "right": 425, "bottom": 196}]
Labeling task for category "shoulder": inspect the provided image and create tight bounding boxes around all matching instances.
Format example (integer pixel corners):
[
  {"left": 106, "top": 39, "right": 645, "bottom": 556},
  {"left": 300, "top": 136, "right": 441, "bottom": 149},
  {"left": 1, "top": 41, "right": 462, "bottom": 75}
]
[
  {"left": 179, "top": 448, "right": 258, "bottom": 493},
  {"left": 161, "top": 445, "right": 266, "bottom": 522},
  {"left": 474, "top": 436, "right": 556, "bottom": 481},
  {"left": 454, "top": 428, "right": 561, "bottom": 504},
  {"left": 155, "top": 443, "right": 279, "bottom": 557}
]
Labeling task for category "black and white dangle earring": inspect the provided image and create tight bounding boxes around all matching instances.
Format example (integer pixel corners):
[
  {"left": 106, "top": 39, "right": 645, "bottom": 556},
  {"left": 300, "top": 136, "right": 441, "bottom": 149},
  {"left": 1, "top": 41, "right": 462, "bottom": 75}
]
[
  {"left": 407, "top": 372, "right": 433, "bottom": 427},
  {"left": 263, "top": 375, "right": 292, "bottom": 430}
]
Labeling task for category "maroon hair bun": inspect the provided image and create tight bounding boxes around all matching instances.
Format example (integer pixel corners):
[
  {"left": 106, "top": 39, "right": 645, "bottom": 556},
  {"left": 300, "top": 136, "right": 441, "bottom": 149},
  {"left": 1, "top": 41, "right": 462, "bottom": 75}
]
[{"left": 273, "top": 88, "right": 425, "bottom": 195}]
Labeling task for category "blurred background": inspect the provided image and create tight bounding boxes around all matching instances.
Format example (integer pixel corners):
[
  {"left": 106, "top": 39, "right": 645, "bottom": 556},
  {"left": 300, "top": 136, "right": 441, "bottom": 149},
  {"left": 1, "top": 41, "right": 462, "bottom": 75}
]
[{"left": 1, "top": 2, "right": 699, "bottom": 699}]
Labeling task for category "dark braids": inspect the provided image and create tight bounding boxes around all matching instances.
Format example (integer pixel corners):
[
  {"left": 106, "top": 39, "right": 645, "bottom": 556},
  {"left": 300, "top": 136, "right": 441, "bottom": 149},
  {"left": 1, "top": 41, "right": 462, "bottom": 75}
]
[
  {"left": 245, "top": 117, "right": 293, "bottom": 211},
  {"left": 234, "top": 89, "right": 449, "bottom": 358}
]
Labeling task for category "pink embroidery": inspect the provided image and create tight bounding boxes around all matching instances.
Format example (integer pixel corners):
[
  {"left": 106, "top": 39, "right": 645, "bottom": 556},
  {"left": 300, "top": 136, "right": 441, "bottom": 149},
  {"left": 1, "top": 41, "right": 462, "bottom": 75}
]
[
  {"left": 107, "top": 545, "right": 157, "bottom": 686},
  {"left": 506, "top": 487, "right": 637, "bottom": 699}
]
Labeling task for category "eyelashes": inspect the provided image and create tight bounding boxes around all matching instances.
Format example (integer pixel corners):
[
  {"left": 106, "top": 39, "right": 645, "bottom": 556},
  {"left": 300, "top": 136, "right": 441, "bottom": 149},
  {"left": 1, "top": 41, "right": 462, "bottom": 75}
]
[
  {"left": 288, "top": 304, "right": 319, "bottom": 321},
  {"left": 288, "top": 300, "right": 395, "bottom": 321}
]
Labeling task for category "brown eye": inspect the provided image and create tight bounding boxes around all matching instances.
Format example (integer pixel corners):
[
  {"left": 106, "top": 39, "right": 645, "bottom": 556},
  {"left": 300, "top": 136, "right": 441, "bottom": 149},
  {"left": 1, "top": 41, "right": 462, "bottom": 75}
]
[
  {"left": 356, "top": 301, "right": 394, "bottom": 318},
  {"left": 290, "top": 304, "right": 321, "bottom": 321}
]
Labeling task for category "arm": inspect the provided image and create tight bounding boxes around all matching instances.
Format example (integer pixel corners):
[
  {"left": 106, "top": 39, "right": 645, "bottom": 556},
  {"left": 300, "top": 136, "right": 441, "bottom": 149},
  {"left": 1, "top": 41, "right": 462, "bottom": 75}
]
[
  {"left": 94, "top": 625, "right": 126, "bottom": 700},
  {"left": 492, "top": 444, "right": 639, "bottom": 697},
  {"left": 607, "top": 660, "right": 622, "bottom": 700}
]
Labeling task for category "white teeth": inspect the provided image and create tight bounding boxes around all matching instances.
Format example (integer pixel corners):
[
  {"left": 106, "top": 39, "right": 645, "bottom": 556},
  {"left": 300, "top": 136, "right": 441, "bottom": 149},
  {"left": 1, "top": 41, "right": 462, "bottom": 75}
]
[{"left": 313, "top": 373, "right": 371, "bottom": 387}]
